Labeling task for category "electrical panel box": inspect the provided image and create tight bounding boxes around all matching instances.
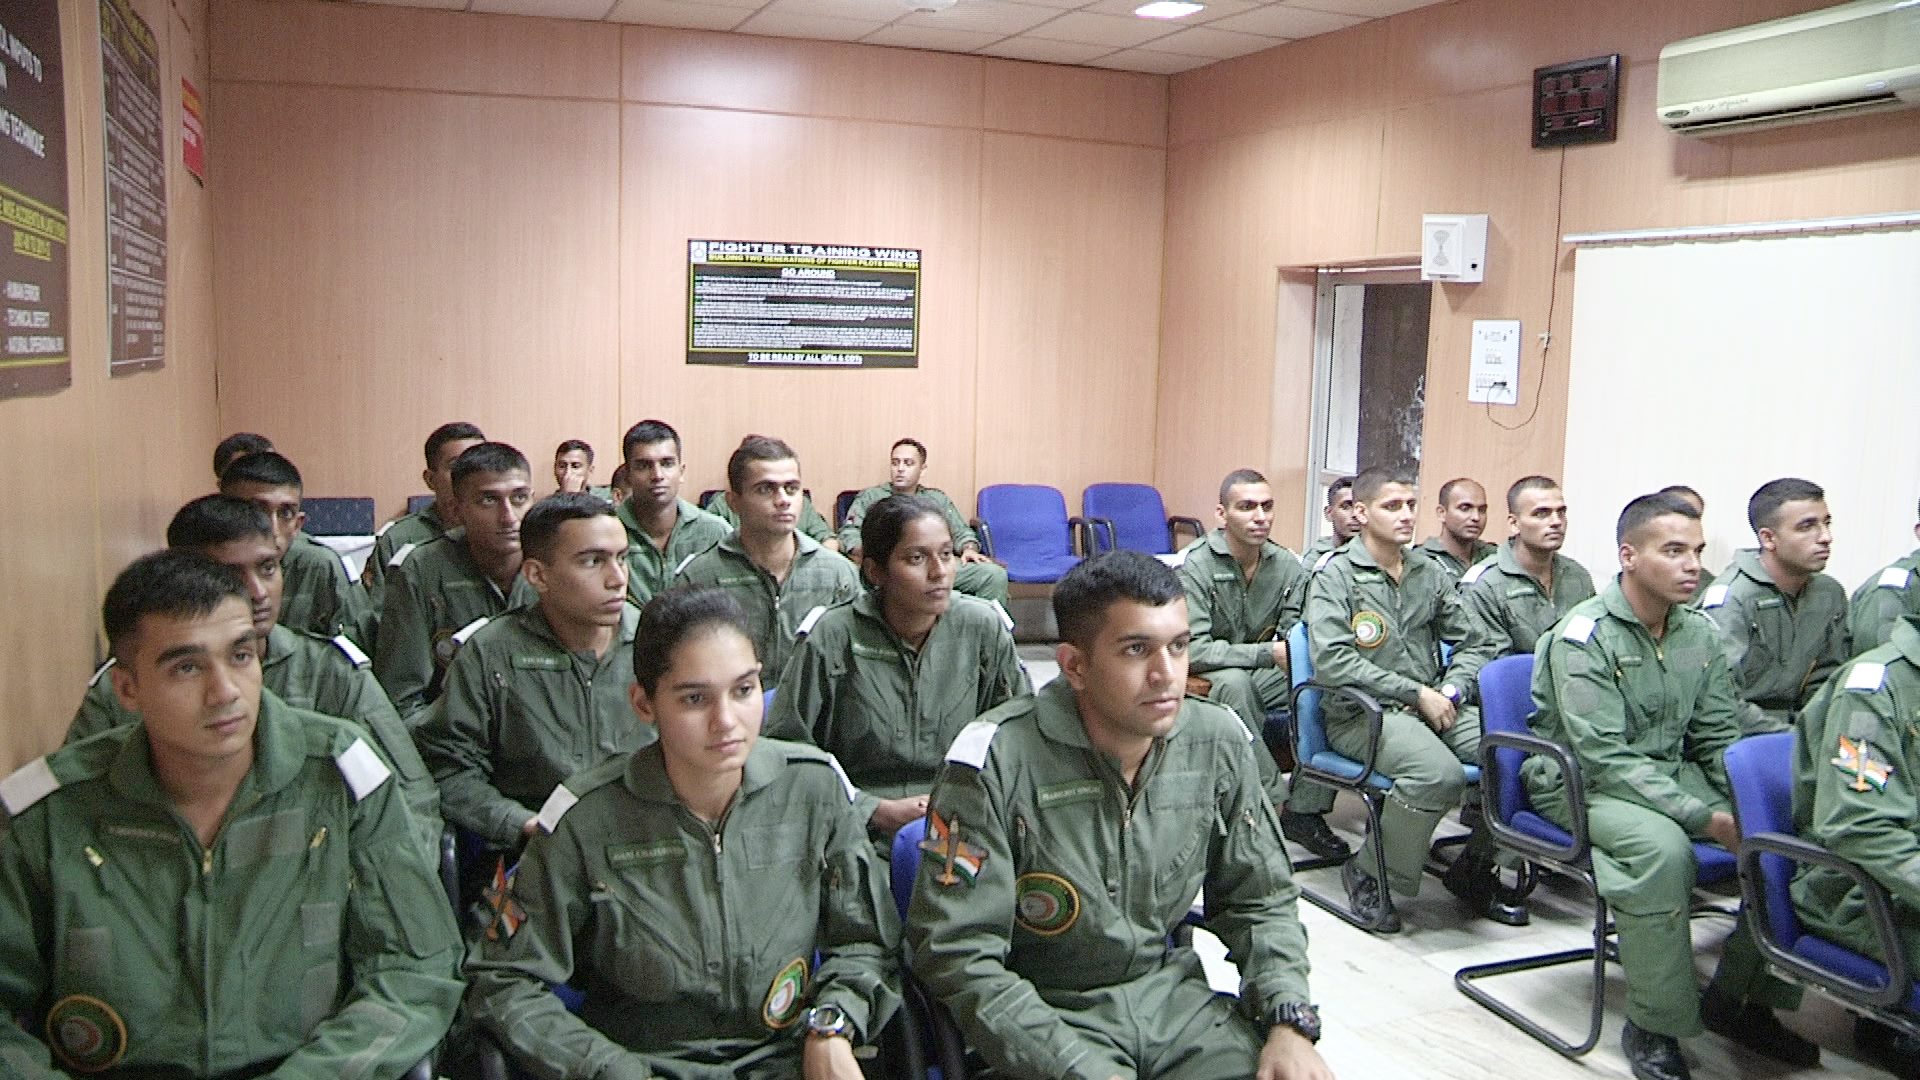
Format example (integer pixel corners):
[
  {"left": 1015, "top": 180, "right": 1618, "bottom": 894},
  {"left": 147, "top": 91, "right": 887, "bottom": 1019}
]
[{"left": 1421, "top": 214, "right": 1487, "bottom": 283}]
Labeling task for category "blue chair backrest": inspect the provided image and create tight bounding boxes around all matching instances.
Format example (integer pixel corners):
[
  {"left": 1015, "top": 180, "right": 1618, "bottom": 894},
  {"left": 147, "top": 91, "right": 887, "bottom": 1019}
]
[
  {"left": 1287, "top": 623, "right": 1331, "bottom": 762},
  {"left": 1477, "top": 654, "right": 1536, "bottom": 823},
  {"left": 763, "top": 688, "right": 776, "bottom": 712},
  {"left": 977, "top": 484, "right": 1074, "bottom": 559},
  {"left": 834, "top": 490, "right": 857, "bottom": 530},
  {"left": 406, "top": 493, "right": 435, "bottom": 516},
  {"left": 304, "top": 496, "right": 376, "bottom": 536},
  {"left": 1724, "top": 732, "right": 1803, "bottom": 947},
  {"left": 891, "top": 817, "right": 928, "bottom": 922},
  {"left": 1082, "top": 483, "right": 1170, "bottom": 554}
]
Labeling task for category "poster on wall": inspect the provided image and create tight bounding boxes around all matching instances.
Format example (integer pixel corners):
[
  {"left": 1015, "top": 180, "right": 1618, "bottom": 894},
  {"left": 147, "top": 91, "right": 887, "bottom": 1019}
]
[
  {"left": 181, "top": 78, "right": 203, "bottom": 184},
  {"left": 101, "top": 0, "right": 165, "bottom": 376},
  {"left": 0, "top": 2, "right": 72, "bottom": 398},
  {"left": 686, "top": 240, "right": 920, "bottom": 368}
]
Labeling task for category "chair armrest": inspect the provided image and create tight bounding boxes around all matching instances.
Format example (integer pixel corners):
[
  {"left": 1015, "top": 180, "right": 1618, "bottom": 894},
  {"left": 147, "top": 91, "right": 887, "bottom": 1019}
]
[
  {"left": 1167, "top": 516, "right": 1206, "bottom": 549},
  {"left": 403, "top": 1054, "right": 437, "bottom": 1080},
  {"left": 1288, "top": 680, "right": 1386, "bottom": 789},
  {"left": 1067, "top": 516, "right": 1094, "bottom": 557},
  {"left": 1085, "top": 516, "right": 1118, "bottom": 554},
  {"left": 1738, "top": 832, "right": 1911, "bottom": 1008},
  {"left": 970, "top": 518, "right": 995, "bottom": 559},
  {"left": 1477, "top": 731, "right": 1591, "bottom": 866},
  {"left": 438, "top": 827, "right": 459, "bottom": 910}
]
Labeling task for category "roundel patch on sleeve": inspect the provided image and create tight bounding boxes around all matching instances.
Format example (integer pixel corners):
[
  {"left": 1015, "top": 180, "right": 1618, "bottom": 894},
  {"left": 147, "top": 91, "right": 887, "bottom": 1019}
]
[
  {"left": 762, "top": 955, "right": 810, "bottom": 1029},
  {"left": 1350, "top": 611, "right": 1388, "bottom": 649},
  {"left": 47, "top": 994, "right": 126, "bottom": 1074},
  {"left": 1014, "top": 872, "right": 1081, "bottom": 936}
]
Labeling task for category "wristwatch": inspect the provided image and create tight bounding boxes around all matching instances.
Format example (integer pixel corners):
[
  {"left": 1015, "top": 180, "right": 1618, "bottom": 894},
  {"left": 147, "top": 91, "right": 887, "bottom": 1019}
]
[
  {"left": 1440, "top": 683, "right": 1463, "bottom": 705},
  {"left": 1270, "top": 1002, "right": 1322, "bottom": 1043},
  {"left": 805, "top": 1003, "right": 850, "bottom": 1040}
]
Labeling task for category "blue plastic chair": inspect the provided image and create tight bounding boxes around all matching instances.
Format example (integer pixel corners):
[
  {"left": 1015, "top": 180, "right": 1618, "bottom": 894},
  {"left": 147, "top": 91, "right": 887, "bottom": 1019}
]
[
  {"left": 1081, "top": 483, "right": 1203, "bottom": 556},
  {"left": 1456, "top": 654, "right": 1737, "bottom": 1057},
  {"left": 302, "top": 496, "right": 376, "bottom": 536},
  {"left": 1726, "top": 733, "right": 1920, "bottom": 1028},
  {"left": 834, "top": 489, "right": 859, "bottom": 530},
  {"left": 972, "top": 485, "right": 1087, "bottom": 585},
  {"left": 406, "top": 493, "right": 435, "bottom": 516},
  {"left": 892, "top": 817, "right": 972, "bottom": 1080}
]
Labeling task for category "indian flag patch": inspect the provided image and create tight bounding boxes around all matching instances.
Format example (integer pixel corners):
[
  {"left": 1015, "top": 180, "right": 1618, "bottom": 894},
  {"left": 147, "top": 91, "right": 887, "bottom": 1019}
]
[
  {"left": 919, "top": 811, "right": 987, "bottom": 887},
  {"left": 1832, "top": 735, "right": 1894, "bottom": 794},
  {"left": 762, "top": 955, "right": 809, "bottom": 1029}
]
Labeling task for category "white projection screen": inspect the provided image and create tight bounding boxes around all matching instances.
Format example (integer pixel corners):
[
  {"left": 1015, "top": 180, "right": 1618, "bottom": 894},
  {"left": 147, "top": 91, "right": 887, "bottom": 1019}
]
[{"left": 1563, "top": 227, "right": 1920, "bottom": 595}]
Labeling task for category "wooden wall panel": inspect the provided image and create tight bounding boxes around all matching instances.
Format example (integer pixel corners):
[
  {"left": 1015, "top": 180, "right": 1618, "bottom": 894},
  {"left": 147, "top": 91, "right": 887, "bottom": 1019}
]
[
  {"left": 982, "top": 59, "right": 1166, "bottom": 147},
  {"left": 1168, "top": 20, "right": 1389, "bottom": 148},
  {"left": 212, "top": 83, "right": 623, "bottom": 513}
]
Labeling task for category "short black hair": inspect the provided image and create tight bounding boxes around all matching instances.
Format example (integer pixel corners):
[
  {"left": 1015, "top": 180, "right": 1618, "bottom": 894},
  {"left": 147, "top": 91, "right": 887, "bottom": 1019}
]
[
  {"left": 892, "top": 438, "right": 927, "bottom": 464},
  {"left": 1218, "top": 468, "right": 1268, "bottom": 507},
  {"left": 1656, "top": 484, "right": 1704, "bottom": 512},
  {"left": 1617, "top": 492, "right": 1700, "bottom": 546},
  {"left": 727, "top": 435, "right": 799, "bottom": 494},
  {"left": 1748, "top": 477, "right": 1825, "bottom": 534},
  {"left": 555, "top": 439, "right": 594, "bottom": 463},
  {"left": 609, "top": 463, "right": 630, "bottom": 490},
  {"left": 102, "top": 550, "right": 249, "bottom": 661},
  {"left": 425, "top": 422, "right": 486, "bottom": 471},
  {"left": 212, "top": 433, "right": 274, "bottom": 479},
  {"left": 632, "top": 586, "right": 756, "bottom": 695},
  {"left": 451, "top": 442, "right": 530, "bottom": 494},
  {"left": 167, "top": 496, "right": 275, "bottom": 551},
  {"left": 859, "top": 495, "right": 950, "bottom": 572},
  {"left": 1506, "top": 475, "right": 1560, "bottom": 515},
  {"left": 1352, "top": 468, "right": 1416, "bottom": 506},
  {"left": 1053, "top": 550, "right": 1183, "bottom": 648},
  {"left": 218, "top": 450, "right": 303, "bottom": 494},
  {"left": 1325, "top": 477, "right": 1355, "bottom": 508},
  {"left": 622, "top": 420, "right": 682, "bottom": 464},
  {"left": 521, "top": 492, "right": 617, "bottom": 563},
  {"left": 1436, "top": 477, "right": 1481, "bottom": 507}
]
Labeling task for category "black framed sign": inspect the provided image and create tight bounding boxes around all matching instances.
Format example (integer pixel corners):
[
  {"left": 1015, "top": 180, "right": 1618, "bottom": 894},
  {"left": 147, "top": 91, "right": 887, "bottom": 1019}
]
[
  {"left": 686, "top": 239, "right": 920, "bottom": 369},
  {"left": 1533, "top": 54, "right": 1620, "bottom": 149},
  {"left": 1, "top": 4, "right": 71, "bottom": 397}
]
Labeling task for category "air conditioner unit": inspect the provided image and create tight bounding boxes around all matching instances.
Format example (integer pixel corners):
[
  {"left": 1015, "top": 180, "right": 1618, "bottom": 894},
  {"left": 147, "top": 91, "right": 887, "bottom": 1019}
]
[{"left": 1657, "top": 0, "right": 1920, "bottom": 136}]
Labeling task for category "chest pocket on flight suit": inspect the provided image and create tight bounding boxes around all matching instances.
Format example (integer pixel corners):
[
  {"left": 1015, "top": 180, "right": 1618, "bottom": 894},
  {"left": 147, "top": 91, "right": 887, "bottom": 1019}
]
[
  {"left": 1144, "top": 771, "right": 1213, "bottom": 903},
  {"left": 597, "top": 842, "right": 700, "bottom": 999}
]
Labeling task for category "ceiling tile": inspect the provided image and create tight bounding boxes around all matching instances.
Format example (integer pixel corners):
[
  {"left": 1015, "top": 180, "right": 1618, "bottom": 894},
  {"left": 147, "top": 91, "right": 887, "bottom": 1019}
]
[
  {"left": 355, "top": 0, "right": 472, "bottom": 10},
  {"left": 1205, "top": 4, "right": 1359, "bottom": 37},
  {"left": 974, "top": 36, "right": 1114, "bottom": 63},
  {"left": 898, "top": 0, "right": 1058, "bottom": 34},
  {"left": 1075, "top": 0, "right": 1254, "bottom": 18},
  {"left": 1006, "top": 0, "right": 1099, "bottom": 10},
  {"left": 605, "top": 0, "right": 753, "bottom": 27},
  {"left": 469, "top": 0, "right": 612, "bottom": 15},
  {"left": 1288, "top": 0, "right": 1441, "bottom": 16},
  {"left": 764, "top": 0, "right": 906, "bottom": 20},
  {"left": 1140, "top": 23, "right": 1278, "bottom": 58},
  {"left": 862, "top": 23, "right": 1005, "bottom": 47},
  {"left": 1088, "top": 47, "right": 1211, "bottom": 73},
  {"left": 732, "top": 9, "right": 889, "bottom": 37},
  {"left": 1025, "top": 10, "right": 1177, "bottom": 47}
]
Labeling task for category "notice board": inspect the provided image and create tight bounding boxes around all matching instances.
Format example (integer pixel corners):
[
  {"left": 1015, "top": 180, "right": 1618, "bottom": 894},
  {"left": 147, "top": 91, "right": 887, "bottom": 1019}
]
[
  {"left": 101, "top": 0, "right": 165, "bottom": 376},
  {"left": 686, "top": 239, "right": 920, "bottom": 368},
  {"left": 0, "top": 3, "right": 70, "bottom": 397}
]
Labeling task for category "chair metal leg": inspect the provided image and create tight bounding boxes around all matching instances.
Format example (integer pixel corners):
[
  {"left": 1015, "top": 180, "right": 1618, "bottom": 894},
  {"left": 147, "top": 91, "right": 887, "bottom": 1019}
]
[
  {"left": 1295, "top": 790, "right": 1400, "bottom": 933},
  {"left": 1454, "top": 871, "right": 1613, "bottom": 1058}
]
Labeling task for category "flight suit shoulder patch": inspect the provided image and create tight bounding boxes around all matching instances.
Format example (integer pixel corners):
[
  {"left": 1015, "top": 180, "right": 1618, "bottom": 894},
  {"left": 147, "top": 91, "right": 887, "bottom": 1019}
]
[
  {"left": 1312, "top": 550, "right": 1337, "bottom": 573},
  {"left": 988, "top": 599, "right": 1015, "bottom": 632},
  {"left": 1699, "top": 583, "right": 1730, "bottom": 609},
  {"left": 335, "top": 737, "right": 391, "bottom": 801},
  {"left": 1879, "top": 567, "right": 1912, "bottom": 590},
  {"left": 783, "top": 750, "right": 859, "bottom": 803},
  {"left": 796, "top": 605, "right": 828, "bottom": 638},
  {"left": 535, "top": 783, "right": 580, "bottom": 833},
  {"left": 945, "top": 720, "right": 1002, "bottom": 769},
  {"left": 1845, "top": 662, "right": 1888, "bottom": 693},
  {"left": 453, "top": 617, "right": 490, "bottom": 645},
  {"left": 386, "top": 542, "right": 418, "bottom": 569},
  {"left": 1460, "top": 562, "right": 1491, "bottom": 585},
  {"left": 331, "top": 635, "right": 371, "bottom": 668},
  {"left": 1561, "top": 614, "right": 1597, "bottom": 644},
  {"left": 86, "top": 658, "right": 116, "bottom": 688},
  {"left": 0, "top": 756, "right": 60, "bottom": 816},
  {"left": 374, "top": 519, "right": 395, "bottom": 538}
]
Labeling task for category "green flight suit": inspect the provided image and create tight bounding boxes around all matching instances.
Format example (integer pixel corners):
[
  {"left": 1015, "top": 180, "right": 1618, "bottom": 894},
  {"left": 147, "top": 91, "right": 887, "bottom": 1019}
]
[
  {"left": 1456, "top": 541, "right": 1598, "bottom": 671},
  {"left": 1850, "top": 548, "right": 1920, "bottom": 651},
  {"left": 0, "top": 696, "right": 463, "bottom": 1079},
  {"left": 616, "top": 497, "right": 729, "bottom": 608},
  {"left": 1304, "top": 543, "right": 1500, "bottom": 897},
  {"left": 373, "top": 530, "right": 538, "bottom": 723},
  {"left": 766, "top": 592, "right": 1029, "bottom": 830},
  {"left": 419, "top": 603, "right": 650, "bottom": 848},
  {"left": 1793, "top": 616, "right": 1920, "bottom": 965},
  {"left": 704, "top": 491, "right": 836, "bottom": 545},
  {"left": 907, "top": 681, "right": 1314, "bottom": 1080},
  {"left": 361, "top": 504, "right": 456, "bottom": 641},
  {"left": 1176, "top": 529, "right": 1332, "bottom": 815},
  {"left": 1527, "top": 583, "right": 1797, "bottom": 1038},
  {"left": 1698, "top": 549, "right": 1851, "bottom": 736},
  {"left": 673, "top": 531, "right": 861, "bottom": 692},
  {"left": 281, "top": 531, "right": 371, "bottom": 645},
  {"left": 463, "top": 739, "right": 901, "bottom": 1080},
  {"left": 67, "top": 626, "right": 442, "bottom": 863},
  {"left": 1414, "top": 536, "right": 1497, "bottom": 582},
  {"left": 1299, "top": 535, "right": 1346, "bottom": 569},
  {"left": 839, "top": 485, "right": 1010, "bottom": 605}
]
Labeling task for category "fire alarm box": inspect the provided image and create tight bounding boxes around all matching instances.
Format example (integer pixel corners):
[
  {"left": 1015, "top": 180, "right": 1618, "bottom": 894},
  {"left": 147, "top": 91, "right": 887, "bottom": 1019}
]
[{"left": 1421, "top": 214, "right": 1487, "bottom": 283}]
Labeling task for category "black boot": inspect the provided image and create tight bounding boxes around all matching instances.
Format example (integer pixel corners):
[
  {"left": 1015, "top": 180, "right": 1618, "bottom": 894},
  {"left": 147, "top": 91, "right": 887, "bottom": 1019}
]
[
  {"left": 1700, "top": 988, "right": 1819, "bottom": 1068},
  {"left": 1341, "top": 858, "right": 1401, "bottom": 933},
  {"left": 1621, "top": 1019, "right": 1691, "bottom": 1080},
  {"left": 1280, "top": 810, "right": 1351, "bottom": 860},
  {"left": 1440, "top": 851, "right": 1529, "bottom": 926},
  {"left": 1855, "top": 1015, "right": 1920, "bottom": 1079}
]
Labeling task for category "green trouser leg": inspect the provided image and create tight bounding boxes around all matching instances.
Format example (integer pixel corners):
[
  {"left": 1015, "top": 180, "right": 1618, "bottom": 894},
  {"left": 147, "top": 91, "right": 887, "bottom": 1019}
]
[
  {"left": 1327, "top": 707, "right": 1472, "bottom": 898},
  {"left": 1709, "top": 913, "right": 1804, "bottom": 1010},
  {"left": 1206, "top": 668, "right": 1338, "bottom": 815},
  {"left": 954, "top": 560, "right": 1010, "bottom": 605}
]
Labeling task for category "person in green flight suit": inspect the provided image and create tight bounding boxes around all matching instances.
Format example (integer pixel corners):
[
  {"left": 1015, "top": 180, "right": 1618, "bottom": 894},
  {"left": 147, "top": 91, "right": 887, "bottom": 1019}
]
[
  {"left": 0, "top": 550, "right": 462, "bottom": 1078},
  {"left": 1303, "top": 468, "right": 1509, "bottom": 931},
  {"left": 1793, "top": 612, "right": 1920, "bottom": 1076},
  {"left": 464, "top": 585, "right": 901, "bottom": 1080},
  {"left": 374, "top": 441, "right": 539, "bottom": 723},
  {"left": 839, "top": 437, "right": 1011, "bottom": 606},
  {"left": 1697, "top": 477, "right": 1850, "bottom": 736},
  {"left": 1849, "top": 497, "right": 1920, "bottom": 650},
  {"left": 613, "top": 419, "right": 730, "bottom": 607},
  {"left": 907, "top": 550, "right": 1335, "bottom": 1080},
  {"left": 363, "top": 422, "right": 487, "bottom": 635},
  {"left": 421, "top": 493, "right": 650, "bottom": 851},
  {"left": 675, "top": 436, "right": 861, "bottom": 693},
  {"left": 67, "top": 495, "right": 441, "bottom": 863},
  {"left": 211, "top": 431, "right": 273, "bottom": 479},
  {"left": 220, "top": 450, "right": 372, "bottom": 646},
  {"left": 767, "top": 493, "right": 1030, "bottom": 847},
  {"left": 553, "top": 438, "right": 595, "bottom": 495},
  {"left": 1659, "top": 485, "right": 1721, "bottom": 603},
  {"left": 1529, "top": 492, "right": 1815, "bottom": 1080},
  {"left": 1178, "top": 468, "right": 1347, "bottom": 860},
  {"left": 1300, "top": 476, "right": 1360, "bottom": 570},
  {"left": 1455, "top": 475, "right": 1597, "bottom": 665},
  {"left": 1413, "top": 477, "right": 1497, "bottom": 581}
]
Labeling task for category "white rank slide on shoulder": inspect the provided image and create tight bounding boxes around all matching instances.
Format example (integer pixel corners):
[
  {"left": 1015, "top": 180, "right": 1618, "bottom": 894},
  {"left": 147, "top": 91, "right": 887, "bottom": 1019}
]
[
  {"left": 672, "top": 552, "right": 700, "bottom": 577},
  {"left": 0, "top": 757, "right": 60, "bottom": 816},
  {"left": 386, "top": 542, "right": 418, "bottom": 569},
  {"left": 336, "top": 738, "right": 391, "bottom": 801},
  {"left": 1562, "top": 614, "right": 1597, "bottom": 644},
  {"left": 1460, "top": 562, "right": 1490, "bottom": 585},
  {"left": 796, "top": 605, "right": 827, "bottom": 638},
  {"left": 332, "top": 635, "right": 371, "bottom": 668},
  {"left": 825, "top": 754, "right": 859, "bottom": 804},
  {"left": 453, "top": 617, "right": 490, "bottom": 645},
  {"left": 375, "top": 520, "right": 395, "bottom": 539},
  {"left": 339, "top": 553, "right": 357, "bottom": 577},
  {"left": 1312, "top": 551, "right": 1337, "bottom": 573},
  {"left": 87, "top": 658, "right": 117, "bottom": 688},
  {"left": 945, "top": 719, "right": 1001, "bottom": 769},
  {"left": 1846, "top": 662, "right": 1888, "bottom": 693},
  {"left": 1699, "top": 584, "right": 1730, "bottom": 609},
  {"left": 990, "top": 600, "right": 1016, "bottom": 632},
  {"left": 536, "top": 784, "right": 580, "bottom": 833},
  {"left": 1881, "top": 567, "right": 1912, "bottom": 590}
]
